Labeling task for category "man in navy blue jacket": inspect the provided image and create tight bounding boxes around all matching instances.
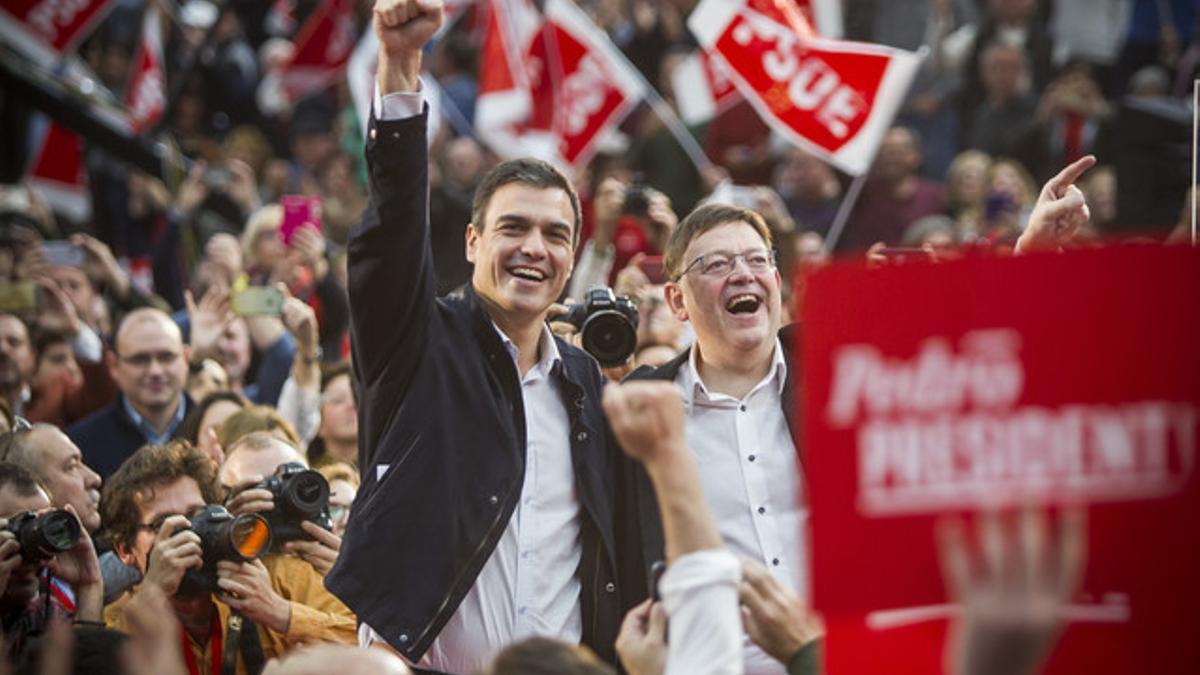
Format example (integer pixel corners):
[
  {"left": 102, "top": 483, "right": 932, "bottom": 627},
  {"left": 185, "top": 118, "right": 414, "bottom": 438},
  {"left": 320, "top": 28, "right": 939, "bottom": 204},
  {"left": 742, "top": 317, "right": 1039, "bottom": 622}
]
[
  {"left": 325, "top": 2, "right": 624, "bottom": 672},
  {"left": 67, "top": 308, "right": 191, "bottom": 479}
]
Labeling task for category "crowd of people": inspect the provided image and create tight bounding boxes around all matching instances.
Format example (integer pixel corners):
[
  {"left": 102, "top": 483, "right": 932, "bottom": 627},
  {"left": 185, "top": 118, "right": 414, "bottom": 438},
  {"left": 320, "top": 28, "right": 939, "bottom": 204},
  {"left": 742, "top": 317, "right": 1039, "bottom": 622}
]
[{"left": 0, "top": 0, "right": 1193, "bottom": 673}]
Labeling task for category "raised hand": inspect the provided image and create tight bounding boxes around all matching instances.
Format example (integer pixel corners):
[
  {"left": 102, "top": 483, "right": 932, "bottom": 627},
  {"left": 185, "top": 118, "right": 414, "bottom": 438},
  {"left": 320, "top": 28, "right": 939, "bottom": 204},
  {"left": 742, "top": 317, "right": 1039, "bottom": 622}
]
[
  {"left": 374, "top": 0, "right": 445, "bottom": 93},
  {"left": 185, "top": 284, "right": 233, "bottom": 360},
  {"left": 740, "top": 558, "right": 823, "bottom": 664},
  {"left": 603, "top": 381, "right": 687, "bottom": 468},
  {"left": 1016, "top": 156, "right": 1095, "bottom": 254}
]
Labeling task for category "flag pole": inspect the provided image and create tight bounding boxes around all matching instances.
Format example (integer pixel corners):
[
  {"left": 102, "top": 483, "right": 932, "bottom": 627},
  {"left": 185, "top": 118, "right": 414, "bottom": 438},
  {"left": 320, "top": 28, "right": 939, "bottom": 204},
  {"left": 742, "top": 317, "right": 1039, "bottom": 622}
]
[
  {"left": 1192, "top": 77, "right": 1197, "bottom": 245},
  {"left": 639, "top": 83, "right": 716, "bottom": 175},
  {"left": 823, "top": 171, "right": 869, "bottom": 253}
]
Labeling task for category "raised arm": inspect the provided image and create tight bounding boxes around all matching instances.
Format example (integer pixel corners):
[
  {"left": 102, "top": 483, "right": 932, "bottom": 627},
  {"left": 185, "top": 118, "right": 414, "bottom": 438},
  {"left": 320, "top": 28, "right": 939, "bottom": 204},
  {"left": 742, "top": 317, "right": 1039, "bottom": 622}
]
[{"left": 348, "top": 0, "right": 446, "bottom": 392}]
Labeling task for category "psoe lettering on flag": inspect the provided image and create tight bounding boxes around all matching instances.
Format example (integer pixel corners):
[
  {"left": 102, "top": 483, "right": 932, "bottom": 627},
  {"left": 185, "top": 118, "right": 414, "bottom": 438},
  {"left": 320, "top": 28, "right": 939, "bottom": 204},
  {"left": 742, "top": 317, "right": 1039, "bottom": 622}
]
[
  {"left": 0, "top": 0, "right": 118, "bottom": 64},
  {"left": 688, "top": 0, "right": 921, "bottom": 175},
  {"left": 125, "top": 6, "right": 166, "bottom": 134}
]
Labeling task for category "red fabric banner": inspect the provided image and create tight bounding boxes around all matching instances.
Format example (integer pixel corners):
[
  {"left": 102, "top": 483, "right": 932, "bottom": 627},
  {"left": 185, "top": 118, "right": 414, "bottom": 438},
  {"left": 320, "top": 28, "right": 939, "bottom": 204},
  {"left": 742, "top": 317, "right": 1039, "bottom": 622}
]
[
  {"left": 801, "top": 246, "right": 1200, "bottom": 674},
  {"left": 0, "top": 0, "right": 117, "bottom": 64}
]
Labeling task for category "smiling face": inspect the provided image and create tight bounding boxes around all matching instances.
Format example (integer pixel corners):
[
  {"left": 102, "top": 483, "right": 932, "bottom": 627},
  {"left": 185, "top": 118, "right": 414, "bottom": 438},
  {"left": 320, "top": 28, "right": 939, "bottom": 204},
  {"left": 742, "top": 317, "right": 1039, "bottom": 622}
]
[
  {"left": 665, "top": 221, "right": 782, "bottom": 366},
  {"left": 466, "top": 182, "right": 576, "bottom": 325}
]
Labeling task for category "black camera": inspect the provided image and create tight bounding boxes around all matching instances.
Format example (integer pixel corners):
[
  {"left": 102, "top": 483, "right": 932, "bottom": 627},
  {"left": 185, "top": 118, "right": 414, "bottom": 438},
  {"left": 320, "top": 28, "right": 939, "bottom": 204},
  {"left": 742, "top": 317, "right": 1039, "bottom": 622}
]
[
  {"left": 561, "top": 287, "right": 639, "bottom": 368},
  {"left": 176, "top": 505, "right": 272, "bottom": 597},
  {"left": 621, "top": 184, "right": 652, "bottom": 218},
  {"left": 6, "top": 510, "right": 80, "bottom": 562},
  {"left": 255, "top": 462, "right": 333, "bottom": 551}
]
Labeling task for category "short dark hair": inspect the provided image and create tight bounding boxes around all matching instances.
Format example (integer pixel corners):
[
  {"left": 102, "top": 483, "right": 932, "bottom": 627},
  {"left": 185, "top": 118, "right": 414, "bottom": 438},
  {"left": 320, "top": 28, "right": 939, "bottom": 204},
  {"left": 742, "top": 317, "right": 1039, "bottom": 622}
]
[
  {"left": 663, "top": 203, "right": 774, "bottom": 281},
  {"left": 471, "top": 158, "right": 582, "bottom": 246},
  {"left": 483, "top": 638, "right": 614, "bottom": 675},
  {"left": 101, "top": 440, "right": 221, "bottom": 551},
  {"left": 177, "top": 390, "right": 250, "bottom": 445},
  {"left": 31, "top": 326, "right": 72, "bottom": 363}
]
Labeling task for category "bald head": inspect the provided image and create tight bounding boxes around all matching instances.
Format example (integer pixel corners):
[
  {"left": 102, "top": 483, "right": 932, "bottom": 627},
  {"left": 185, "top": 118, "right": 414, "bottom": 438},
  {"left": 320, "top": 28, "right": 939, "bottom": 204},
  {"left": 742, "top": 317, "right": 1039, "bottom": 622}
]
[
  {"left": 109, "top": 308, "right": 188, "bottom": 417},
  {"left": 220, "top": 431, "right": 307, "bottom": 486}
]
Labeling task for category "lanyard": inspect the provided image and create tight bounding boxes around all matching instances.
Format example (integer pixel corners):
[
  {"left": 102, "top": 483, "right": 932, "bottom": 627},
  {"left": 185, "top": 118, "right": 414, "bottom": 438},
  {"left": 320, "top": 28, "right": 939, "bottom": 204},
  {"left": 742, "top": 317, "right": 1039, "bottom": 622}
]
[
  {"left": 179, "top": 610, "right": 223, "bottom": 675},
  {"left": 48, "top": 578, "right": 75, "bottom": 614}
]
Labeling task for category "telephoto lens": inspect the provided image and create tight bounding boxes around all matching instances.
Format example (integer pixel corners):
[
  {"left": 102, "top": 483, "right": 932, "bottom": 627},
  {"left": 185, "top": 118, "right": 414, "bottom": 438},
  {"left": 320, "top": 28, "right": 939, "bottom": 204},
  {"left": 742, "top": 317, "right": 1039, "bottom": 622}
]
[
  {"left": 175, "top": 505, "right": 272, "bottom": 597},
  {"left": 5, "top": 510, "right": 80, "bottom": 561},
  {"left": 256, "top": 462, "right": 334, "bottom": 550}
]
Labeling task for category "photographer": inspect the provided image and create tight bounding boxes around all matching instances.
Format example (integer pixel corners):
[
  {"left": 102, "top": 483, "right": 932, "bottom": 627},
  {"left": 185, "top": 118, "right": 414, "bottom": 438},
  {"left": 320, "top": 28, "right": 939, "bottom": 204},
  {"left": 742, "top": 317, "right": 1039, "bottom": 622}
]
[
  {"left": 218, "top": 432, "right": 355, "bottom": 648},
  {"left": 102, "top": 440, "right": 280, "bottom": 672},
  {"left": 0, "top": 461, "right": 102, "bottom": 656}
]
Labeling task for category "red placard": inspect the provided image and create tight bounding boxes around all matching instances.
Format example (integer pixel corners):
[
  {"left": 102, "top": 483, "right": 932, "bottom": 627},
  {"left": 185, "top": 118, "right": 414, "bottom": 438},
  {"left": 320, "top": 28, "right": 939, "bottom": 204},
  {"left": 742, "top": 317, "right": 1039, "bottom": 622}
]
[{"left": 802, "top": 246, "right": 1200, "bottom": 674}]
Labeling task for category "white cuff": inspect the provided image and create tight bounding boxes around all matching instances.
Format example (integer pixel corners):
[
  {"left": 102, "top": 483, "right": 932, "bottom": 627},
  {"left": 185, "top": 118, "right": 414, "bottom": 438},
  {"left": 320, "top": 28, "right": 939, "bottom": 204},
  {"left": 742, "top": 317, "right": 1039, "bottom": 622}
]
[{"left": 373, "top": 80, "right": 426, "bottom": 121}]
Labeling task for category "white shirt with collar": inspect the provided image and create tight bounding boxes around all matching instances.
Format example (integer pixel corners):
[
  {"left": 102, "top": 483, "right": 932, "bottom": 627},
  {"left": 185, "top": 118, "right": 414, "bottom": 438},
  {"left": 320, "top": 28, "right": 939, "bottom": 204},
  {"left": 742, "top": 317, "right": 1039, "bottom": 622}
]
[{"left": 676, "top": 338, "right": 807, "bottom": 675}]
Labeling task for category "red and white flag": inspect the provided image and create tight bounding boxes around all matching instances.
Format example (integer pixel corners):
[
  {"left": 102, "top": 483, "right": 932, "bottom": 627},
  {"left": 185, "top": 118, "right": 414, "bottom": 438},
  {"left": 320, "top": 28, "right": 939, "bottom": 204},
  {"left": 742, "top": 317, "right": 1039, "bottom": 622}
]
[
  {"left": 670, "top": 49, "right": 740, "bottom": 126},
  {"left": 689, "top": 0, "right": 920, "bottom": 175},
  {"left": 280, "top": 0, "right": 358, "bottom": 101},
  {"left": 25, "top": 121, "right": 89, "bottom": 222},
  {"left": 475, "top": 0, "right": 645, "bottom": 169},
  {"left": 0, "top": 0, "right": 117, "bottom": 64},
  {"left": 125, "top": 6, "right": 166, "bottom": 134}
]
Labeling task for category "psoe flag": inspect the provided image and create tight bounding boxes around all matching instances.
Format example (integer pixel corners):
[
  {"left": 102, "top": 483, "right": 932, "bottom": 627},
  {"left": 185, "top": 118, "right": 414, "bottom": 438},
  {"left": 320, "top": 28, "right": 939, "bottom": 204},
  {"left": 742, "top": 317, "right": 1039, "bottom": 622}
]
[
  {"left": 126, "top": 6, "right": 166, "bottom": 134},
  {"left": 0, "top": 0, "right": 117, "bottom": 64},
  {"left": 671, "top": 49, "right": 740, "bottom": 126},
  {"left": 689, "top": 0, "right": 920, "bottom": 175}
]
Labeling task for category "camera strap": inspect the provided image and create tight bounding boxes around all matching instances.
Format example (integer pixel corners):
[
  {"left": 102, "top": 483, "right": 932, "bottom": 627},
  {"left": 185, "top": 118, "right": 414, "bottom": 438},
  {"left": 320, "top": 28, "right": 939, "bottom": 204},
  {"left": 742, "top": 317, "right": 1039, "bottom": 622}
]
[{"left": 221, "top": 611, "right": 266, "bottom": 675}]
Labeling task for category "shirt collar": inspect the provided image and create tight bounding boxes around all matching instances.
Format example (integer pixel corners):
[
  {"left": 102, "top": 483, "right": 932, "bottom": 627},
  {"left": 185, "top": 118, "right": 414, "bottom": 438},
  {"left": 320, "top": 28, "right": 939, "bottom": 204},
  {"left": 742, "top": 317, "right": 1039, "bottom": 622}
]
[
  {"left": 681, "top": 337, "right": 788, "bottom": 405},
  {"left": 122, "top": 395, "right": 187, "bottom": 444},
  {"left": 493, "top": 322, "right": 562, "bottom": 379}
]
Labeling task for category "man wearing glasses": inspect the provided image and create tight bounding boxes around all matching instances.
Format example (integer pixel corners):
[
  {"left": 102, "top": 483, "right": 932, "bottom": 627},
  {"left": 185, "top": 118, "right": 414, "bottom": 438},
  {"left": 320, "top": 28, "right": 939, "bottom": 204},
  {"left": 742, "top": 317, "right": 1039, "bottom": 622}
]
[
  {"left": 621, "top": 203, "right": 806, "bottom": 675},
  {"left": 68, "top": 308, "right": 191, "bottom": 479}
]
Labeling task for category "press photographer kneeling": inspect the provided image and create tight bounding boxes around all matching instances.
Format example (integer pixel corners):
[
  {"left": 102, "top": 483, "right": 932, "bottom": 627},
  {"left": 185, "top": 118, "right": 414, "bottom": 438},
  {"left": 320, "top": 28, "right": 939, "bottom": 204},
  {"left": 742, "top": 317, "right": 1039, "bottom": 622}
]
[{"left": 0, "top": 462, "right": 102, "bottom": 655}]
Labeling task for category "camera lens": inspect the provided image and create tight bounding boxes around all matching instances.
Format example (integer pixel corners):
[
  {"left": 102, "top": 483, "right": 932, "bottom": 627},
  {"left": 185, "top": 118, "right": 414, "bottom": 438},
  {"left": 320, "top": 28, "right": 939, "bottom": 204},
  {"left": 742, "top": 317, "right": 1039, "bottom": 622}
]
[
  {"left": 229, "top": 514, "right": 271, "bottom": 560},
  {"left": 582, "top": 312, "right": 638, "bottom": 368},
  {"left": 39, "top": 512, "right": 79, "bottom": 552},
  {"left": 281, "top": 471, "right": 329, "bottom": 517}
]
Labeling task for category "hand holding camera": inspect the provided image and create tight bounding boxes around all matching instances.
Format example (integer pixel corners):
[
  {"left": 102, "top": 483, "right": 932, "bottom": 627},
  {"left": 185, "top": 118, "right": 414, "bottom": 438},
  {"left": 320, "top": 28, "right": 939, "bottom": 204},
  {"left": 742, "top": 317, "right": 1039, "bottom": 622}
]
[
  {"left": 168, "top": 505, "right": 272, "bottom": 598},
  {"left": 216, "top": 558, "right": 291, "bottom": 633},
  {"left": 144, "top": 514, "right": 203, "bottom": 597}
]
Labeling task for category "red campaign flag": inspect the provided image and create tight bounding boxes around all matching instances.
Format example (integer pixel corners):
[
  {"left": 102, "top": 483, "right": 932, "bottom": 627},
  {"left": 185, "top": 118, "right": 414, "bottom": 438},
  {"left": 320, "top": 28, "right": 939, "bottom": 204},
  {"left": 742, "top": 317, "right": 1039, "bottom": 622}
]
[
  {"left": 688, "top": 0, "right": 920, "bottom": 175},
  {"left": 125, "top": 6, "right": 166, "bottom": 134},
  {"left": 801, "top": 246, "right": 1200, "bottom": 674},
  {"left": 280, "top": 0, "right": 358, "bottom": 101},
  {"left": 671, "top": 49, "right": 741, "bottom": 126},
  {"left": 25, "top": 121, "right": 89, "bottom": 222},
  {"left": 0, "top": 0, "right": 117, "bottom": 64},
  {"left": 476, "top": 0, "right": 645, "bottom": 169}
]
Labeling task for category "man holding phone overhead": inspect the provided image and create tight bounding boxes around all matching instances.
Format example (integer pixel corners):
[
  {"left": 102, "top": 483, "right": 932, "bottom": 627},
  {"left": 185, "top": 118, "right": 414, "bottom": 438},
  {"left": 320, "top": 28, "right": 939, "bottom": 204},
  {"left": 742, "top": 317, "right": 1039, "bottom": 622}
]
[{"left": 326, "top": 1, "right": 625, "bottom": 673}]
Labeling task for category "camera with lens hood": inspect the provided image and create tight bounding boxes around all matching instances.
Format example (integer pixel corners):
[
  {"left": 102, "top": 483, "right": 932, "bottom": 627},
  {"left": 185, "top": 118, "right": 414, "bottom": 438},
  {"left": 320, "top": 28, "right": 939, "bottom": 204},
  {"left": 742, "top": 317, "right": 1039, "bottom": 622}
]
[
  {"left": 560, "top": 287, "right": 639, "bottom": 368},
  {"left": 255, "top": 462, "right": 333, "bottom": 551},
  {"left": 175, "top": 505, "right": 271, "bottom": 596},
  {"left": 6, "top": 510, "right": 80, "bottom": 561}
]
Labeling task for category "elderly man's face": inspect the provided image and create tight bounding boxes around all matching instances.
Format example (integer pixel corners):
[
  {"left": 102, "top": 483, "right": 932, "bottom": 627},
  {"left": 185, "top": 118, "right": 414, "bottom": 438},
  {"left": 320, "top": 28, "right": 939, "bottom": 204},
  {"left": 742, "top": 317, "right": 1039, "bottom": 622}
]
[
  {"left": 27, "top": 427, "right": 102, "bottom": 532},
  {"left": 0, "top": 315, "right": 34, "bottom": 392}
]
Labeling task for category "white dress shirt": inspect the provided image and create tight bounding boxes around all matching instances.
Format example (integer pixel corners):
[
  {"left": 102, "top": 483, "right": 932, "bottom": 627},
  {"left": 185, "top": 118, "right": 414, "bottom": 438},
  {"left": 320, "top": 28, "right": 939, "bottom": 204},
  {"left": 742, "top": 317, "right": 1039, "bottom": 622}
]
[{"left": 676, "top": 339, "right": 807, "bottom": 675}]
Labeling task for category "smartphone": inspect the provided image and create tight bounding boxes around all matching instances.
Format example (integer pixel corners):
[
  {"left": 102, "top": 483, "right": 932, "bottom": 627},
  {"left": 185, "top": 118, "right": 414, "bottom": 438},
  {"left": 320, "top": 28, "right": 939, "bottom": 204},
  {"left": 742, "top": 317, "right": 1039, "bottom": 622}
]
[
  {"left": 638, "top": 255, "right": 666, "bottom": 284},
  {"left": 0, "top": 282, "right": 39, "bottom": 314},
  {"left": 42, "top": 241, "right": 86, "bottom": 268},
  {"left": 231, "top": 286, "right": 284, "bottom": 316},
  {"left": 280, "top": 195, "right": 322, "bottom": 246},
  {"left": 650, "top": 560, "right": 667, "bottom": 602}
]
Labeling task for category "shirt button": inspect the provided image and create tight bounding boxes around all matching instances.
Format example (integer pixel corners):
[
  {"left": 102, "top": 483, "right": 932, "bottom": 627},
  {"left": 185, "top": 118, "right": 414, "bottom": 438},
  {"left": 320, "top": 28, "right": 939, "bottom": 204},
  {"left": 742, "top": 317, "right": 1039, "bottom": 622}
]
[
  {"left": 576, "top": 431, "right": 588, "bottom": 442},
  {"left": 748, "top": 454, "right": 756, "bottom": 462},
  {"left": 757, "top": 506, "right": 766, "bottom": 514},
  {"left": 605, "top": 582, "right": 616, "bottom": 593},
  {"left": 369, "top": 128, "right": 377, "bottom": 140},
  {"left": 739, "top": 404, "right": 747, "bottom": 412},
  {"left": 399, "top": 633, "right": 409, "bottom": 643},
  {"left": 489, "top": 495, "right": 499, "bottom": 505},
  {"left": 772, "top": 558, "right": 780, "bottom": 566}
]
